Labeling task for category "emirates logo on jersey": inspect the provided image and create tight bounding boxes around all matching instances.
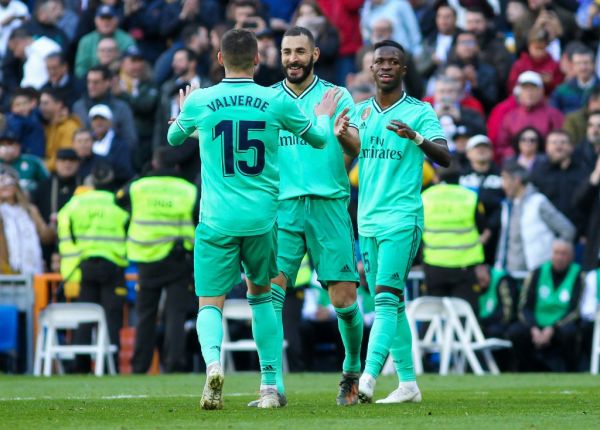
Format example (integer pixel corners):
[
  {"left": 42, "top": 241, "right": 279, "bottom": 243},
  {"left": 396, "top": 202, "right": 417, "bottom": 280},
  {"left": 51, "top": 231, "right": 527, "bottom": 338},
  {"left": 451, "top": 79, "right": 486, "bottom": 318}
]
[{"left": 361, "top": 107, "right": 371, "bottom": 120}]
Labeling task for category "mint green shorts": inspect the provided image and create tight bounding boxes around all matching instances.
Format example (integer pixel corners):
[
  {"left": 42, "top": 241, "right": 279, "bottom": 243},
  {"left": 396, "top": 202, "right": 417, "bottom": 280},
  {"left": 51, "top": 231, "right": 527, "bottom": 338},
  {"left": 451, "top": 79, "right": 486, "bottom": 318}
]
[
  {"left": 277, "top": 197, "right": 359, "bottom": 288},
  {"left": 359, "top": 226, "right": 422, "bottom": 295},
  {"left": 194, "top": 222, "right": 278, "bottom": 297}
]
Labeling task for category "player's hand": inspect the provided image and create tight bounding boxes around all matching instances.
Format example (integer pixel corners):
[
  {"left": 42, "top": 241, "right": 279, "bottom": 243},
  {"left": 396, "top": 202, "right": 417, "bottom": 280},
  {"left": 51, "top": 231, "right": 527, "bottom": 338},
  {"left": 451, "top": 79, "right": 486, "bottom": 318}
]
[
  {"left": 315, "top": 87, "right": 342, "bottom": 118},
  {"left": 168, "top": 117, "right": 176, "bottom": 125},
  {"left": 387, "top": 120, "right": 416, "bottom": 140},
  {"left": 179, "top": 83, "right": 199, "bottom": 110},
  {"left": 334, "top": 107, "right": 350, "bottom": 137}
]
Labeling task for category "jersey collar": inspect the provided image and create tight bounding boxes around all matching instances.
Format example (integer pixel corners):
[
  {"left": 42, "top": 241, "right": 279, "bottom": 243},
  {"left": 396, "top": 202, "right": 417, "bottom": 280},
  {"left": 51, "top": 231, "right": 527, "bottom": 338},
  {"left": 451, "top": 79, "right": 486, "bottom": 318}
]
[
  {"left": 372, "top": 91, "right": 407, "bottom": 114},
  {"left": 282, "top": 76, "right": 319, "bottom": 99},
  {"left": 222, "top": 78, "right": 254, "bottom": 83}
]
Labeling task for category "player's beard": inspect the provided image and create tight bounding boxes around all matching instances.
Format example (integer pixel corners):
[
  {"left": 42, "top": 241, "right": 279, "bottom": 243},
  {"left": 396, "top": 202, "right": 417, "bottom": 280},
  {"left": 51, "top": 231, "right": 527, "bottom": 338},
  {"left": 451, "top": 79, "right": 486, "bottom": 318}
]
[{"left": 283, "top": 56, "right": 314, "bottom": 84}]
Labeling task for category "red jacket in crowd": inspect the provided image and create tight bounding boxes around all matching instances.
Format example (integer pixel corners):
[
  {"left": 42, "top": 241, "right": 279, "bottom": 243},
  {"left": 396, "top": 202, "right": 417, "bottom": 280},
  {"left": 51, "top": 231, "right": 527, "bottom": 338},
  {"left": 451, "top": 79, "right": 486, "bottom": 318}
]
[
  {"left": 317, "top": 0, "right": 364, "bottom": 56},
  {"left": 507, "top": 52, "right": 564, "bottom": 96}
]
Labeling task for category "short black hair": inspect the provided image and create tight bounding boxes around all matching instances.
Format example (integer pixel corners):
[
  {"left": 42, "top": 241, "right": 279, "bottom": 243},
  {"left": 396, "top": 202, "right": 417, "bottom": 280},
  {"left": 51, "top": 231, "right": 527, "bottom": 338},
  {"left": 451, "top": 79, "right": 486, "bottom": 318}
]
[
  {"left": 220, "top": 29, "right": 258, "bottom": 71},
  {"left": 11, "top": 87, "right": 38, "bottom": 102},
  {"left": 8, "top": 27, "right": 31, "bottom": 41},
  {"left": 373, "top": 40, "right": 405, "bottom": 55},
  {"left": 283, "top": 26, "right": 316, "bottom": 48},
  {"left": 46, "top": 51, "right": 68, "bottom": 65},
  {"left": 174, "top": 47, "right": 197, "bottom": 63},
  {"left": 87, "top": 64, "right": 112, "bottom": 81},
  {"left": 182, "top": 24, "right": 205, "bottom": 44},
  {"left": 40, "top": 87, "right": 67, "bottom": 106},
  {"left": 502, "top": 160, "right": 529, "bottom": 184}
]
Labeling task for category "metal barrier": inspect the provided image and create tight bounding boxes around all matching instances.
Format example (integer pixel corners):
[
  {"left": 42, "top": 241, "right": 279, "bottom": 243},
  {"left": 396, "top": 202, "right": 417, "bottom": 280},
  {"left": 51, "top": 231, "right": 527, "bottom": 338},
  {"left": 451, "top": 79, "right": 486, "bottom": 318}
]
[{"left": 0, "top": 274, "right": 34, "bottom": 373}]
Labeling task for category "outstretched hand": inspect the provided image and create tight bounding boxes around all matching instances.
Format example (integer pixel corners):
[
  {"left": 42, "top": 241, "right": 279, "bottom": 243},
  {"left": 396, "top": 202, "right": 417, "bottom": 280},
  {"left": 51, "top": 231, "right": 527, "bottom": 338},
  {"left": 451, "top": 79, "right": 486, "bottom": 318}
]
[
  {"left": 386, "top": 120, "right": 416, "bottom": 140},
  {"left": 315, "top": 87, "right": 342, "bottom": 118},
  {"left": 168, "top": 83, "right": 199, "bottom": 125},
  {"left": 334, "top": 107, "right": 350, "bottom": 138}
]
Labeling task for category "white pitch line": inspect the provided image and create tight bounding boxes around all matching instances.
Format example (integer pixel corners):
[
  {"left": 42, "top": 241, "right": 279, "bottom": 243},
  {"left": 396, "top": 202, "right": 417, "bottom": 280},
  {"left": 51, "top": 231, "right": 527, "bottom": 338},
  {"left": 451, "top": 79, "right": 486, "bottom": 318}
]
[{"left": 0, "top": 393, "right": 255, "bottom": 401}]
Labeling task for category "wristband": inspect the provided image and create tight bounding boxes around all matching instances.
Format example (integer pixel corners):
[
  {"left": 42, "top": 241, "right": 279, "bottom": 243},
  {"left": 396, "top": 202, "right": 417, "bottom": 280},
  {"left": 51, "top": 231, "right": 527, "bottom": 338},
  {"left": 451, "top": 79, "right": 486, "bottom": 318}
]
[{"left": 413, "top": 132, "right": 424, "bottom": 146}]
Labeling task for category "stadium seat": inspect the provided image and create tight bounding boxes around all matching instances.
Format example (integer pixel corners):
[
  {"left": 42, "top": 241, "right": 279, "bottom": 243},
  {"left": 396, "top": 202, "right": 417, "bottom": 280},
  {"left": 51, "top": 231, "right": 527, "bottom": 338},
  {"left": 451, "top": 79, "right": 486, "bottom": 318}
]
[
  {"left": 0, "top": 305, "right": 19, "bottom": 372},
  {"left": 591, "top": 309, "right": 600, "bottom": 375},
  {"left": 221, "top": 299, "right": 288, "bottom": 373},
  {"left": 442, "top": 297, "right": 512, "bottom": 375},
  {"left": 33, "top": 303, "right": 117, "bottom": 377},
  {"left": 406, "top": 296, "right": 452, "bottom": 375}
]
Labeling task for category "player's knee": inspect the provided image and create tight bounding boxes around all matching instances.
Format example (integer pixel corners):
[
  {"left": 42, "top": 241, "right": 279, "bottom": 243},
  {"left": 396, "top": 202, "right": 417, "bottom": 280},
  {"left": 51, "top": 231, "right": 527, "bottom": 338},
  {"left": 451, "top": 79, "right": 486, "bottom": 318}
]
[
  {"left": 270, "top": 272, "right": 288, "bottom": 291},
  {"left": 328, "top": 281, "right": 357, "bottom": 307}
]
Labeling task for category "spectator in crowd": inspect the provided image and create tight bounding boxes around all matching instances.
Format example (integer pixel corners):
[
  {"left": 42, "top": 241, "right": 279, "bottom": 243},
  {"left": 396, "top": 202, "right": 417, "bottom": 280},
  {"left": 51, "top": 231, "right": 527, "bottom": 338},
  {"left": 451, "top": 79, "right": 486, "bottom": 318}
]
[
  {"left": 416, "top": 3, "right": 459, "bottom": 79},
  {"left": 5, "top": 88, "right": 46, "bottom": 158},
  {"left": 73, "top": 65, "right": 138, "bottom": 152},
  {"left": 495, "top": 162, "right": 575, "bottom": 273},
  {"left": 41, "top": 52, "right": 81, "bottom": 109},
  {"left": 551, "top": 46, "right": 600, "bottom": 114},
  {"left": 495, "top": 71, "right": 564, "bottom": 165},
  {"left": 254, "top": 29, "right": 283, "bottom": 86},
  {"left": 564, "top": 87, "right": 600, "bottom": 145},
  {"left": 360, "top": 0, "right": 422, "bottom": 56},
  {"left": 507, "top": 240, "right": 583, "bottom": 372},
  {"left": 316, "top": 0, "right": 363, "bottom": 85},
  {"left": 506, "top": 126, "right": 546, "bottom": 172},
  {"left": 345, "top": 45, "right": 374, "bottom": 92},
  {"left": 56, "top": 0, "right": 79, "bottom": 44},
  {"left": 113, "top": 45, "right": 159, "bottom": 170},
  {"left": 153, "top": 23, "right": 211, "bottom": 85},
  {"left": 431, "top": 76, "right": 487, "bottom": 152},
  {"left": 21, "top": 0, "right": 70, "bottom": 50},
  {"left": 0, "top": 129, "right": 48, "bottom": 196},
  {"left": 477, "top": 265, "right": 516, "bottom": 341},
  {"left": 228, "top": 0, "right": 267, "bottom": 32},
  {"left": 7, "top": 27, "right": 62, "bottom": 90},
  {"left": 0, "top": 0, "right": 29, "bottom": 60},
  {"left": 75, "top": 5, "right": 135, "bottom": 78},
  {"left": 459, "top": 135, "right": 504, "bottom": 265},
  {"left": 292, "top": 0, "right": 339, "bottom": 84},
  {"left": 574, "top": 110, "right": 600, "bottom": 170},
  {"left": 72, "top": 128, "right": 106, "bottom": 183},
  {"left": 96, "top": 37, "right": 121, "bottom": 71},
  {"left": 207, "top": 23, "right": 231, "bottom": 83},
  {"left": 448, "top": 31, "right": 498, "bottom": 111},
  {"left": 464, "top": 6, "right": 513, "bottom": 94},
  {"left": 573, "top": 155, "right": 600, "bottom": 271},
  {"left": 424, "top": 63, "right": 485, "bottom": 115},
  {"left": 0, "top": 164, "right": 51, "bottom": 274},
  {"left": 530, "top": 130, "right": 589, "bottom": 234},
  {"left": 39, "top": 88, "right": 82, "bottom": 172},
  {"left": 507, "top": 28, "right": 564, "bottom": 97},
  {"left": 88, "top": 104, "right": 133, "bottom": 187}
]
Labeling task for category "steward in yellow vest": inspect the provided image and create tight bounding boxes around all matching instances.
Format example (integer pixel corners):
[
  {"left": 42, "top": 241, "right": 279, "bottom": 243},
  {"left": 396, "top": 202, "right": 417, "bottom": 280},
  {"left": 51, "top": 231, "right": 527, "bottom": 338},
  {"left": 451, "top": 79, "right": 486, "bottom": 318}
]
[
  {"left": 421, "top": 163, "right": 486, "bottom": 315},
  {"left": 58, "top": 161, "right": 129, "bottom": 373},
  {"left": 117, "top": 147, "right": 198, "bottom": 373}
]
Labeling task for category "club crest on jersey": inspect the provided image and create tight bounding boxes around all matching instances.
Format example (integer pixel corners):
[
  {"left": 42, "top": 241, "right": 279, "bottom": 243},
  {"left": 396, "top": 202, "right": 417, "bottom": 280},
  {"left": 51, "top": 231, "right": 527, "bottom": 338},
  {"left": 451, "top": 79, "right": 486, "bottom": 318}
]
[{"left": 361, "top": 107, "right": 371, "bottom": 120}]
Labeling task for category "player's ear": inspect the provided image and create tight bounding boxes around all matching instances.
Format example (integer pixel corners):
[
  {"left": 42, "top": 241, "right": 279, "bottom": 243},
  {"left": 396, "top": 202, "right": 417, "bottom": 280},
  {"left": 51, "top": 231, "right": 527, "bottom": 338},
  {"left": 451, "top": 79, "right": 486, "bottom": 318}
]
[
  {"left": 313, "top": 46, "right": 320, "bottom": 63},
  {"left": 254, "top": 52, "right": 260, "bottom": 66},
  {"left": 217, "top": 51, "right": 224, "bottom": 67}
]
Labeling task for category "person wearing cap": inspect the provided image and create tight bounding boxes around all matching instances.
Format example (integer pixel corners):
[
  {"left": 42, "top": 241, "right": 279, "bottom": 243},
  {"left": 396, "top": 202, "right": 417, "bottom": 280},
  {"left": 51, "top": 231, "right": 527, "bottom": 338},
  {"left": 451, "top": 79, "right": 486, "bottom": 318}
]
[
  {"left": 421, "top": 159, "right": 487, "bottom": 314},
  {"left": 459, "top": 134, "right": 504, "bottom": 265},
  {"left": 0, "top": 129, "right": 49, "bottom": 195},
  {"left": 117, "top": 147, "right": 197, "bottom": 373},
  {"left": 39, "top": 88, "right": 82, "bottom": 172},
  {"left": 57, "top": 161, "right": 129, "bottom": 372},
  {"left": 113, "top": 45, "right": 159, "bottom": 170},
  {"left": 495, "top": 70, "right": 564, "bottom": 165},
  {"left": 75, "top": 4, "right": 135, "bottom": 78},
  {"left": 88, "top": 103, "right": 134, "bottom": 187}
]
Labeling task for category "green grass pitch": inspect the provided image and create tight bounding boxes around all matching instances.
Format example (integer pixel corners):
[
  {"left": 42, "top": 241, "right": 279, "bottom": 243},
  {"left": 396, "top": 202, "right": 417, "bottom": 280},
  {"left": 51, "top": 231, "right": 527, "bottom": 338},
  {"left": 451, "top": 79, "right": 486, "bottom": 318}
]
[{"left": 1, "top": 373, "right": 599, "bottom": 429}]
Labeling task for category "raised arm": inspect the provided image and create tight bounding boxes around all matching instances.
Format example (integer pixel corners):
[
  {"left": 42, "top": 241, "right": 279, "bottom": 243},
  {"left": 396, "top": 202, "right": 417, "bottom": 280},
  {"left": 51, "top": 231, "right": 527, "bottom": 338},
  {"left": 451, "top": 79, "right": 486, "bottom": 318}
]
[{"left": 167, "top": 85, "right": 199, "bottom": 147}]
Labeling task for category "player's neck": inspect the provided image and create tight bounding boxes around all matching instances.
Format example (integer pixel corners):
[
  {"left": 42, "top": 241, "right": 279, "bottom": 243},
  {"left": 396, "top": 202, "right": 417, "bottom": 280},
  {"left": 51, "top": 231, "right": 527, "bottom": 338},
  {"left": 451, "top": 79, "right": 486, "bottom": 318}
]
[
  {"left": 224, "top": 69, "right": 255, "bottom": 79},
  {"left": 286, "top": 71, "right": 315, "bottom": 96},
  {"left": 375, "top": 87, "right": 404, "bottom": 109}
]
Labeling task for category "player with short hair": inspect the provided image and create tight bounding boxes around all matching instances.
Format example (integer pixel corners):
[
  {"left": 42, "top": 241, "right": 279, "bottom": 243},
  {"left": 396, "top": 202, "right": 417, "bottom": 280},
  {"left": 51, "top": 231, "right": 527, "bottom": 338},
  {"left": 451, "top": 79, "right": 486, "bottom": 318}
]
[
  {"left": 167, "top": 28, "right": 342, "bottom": 410},
  {"left": 247, "top": 26, "right": 363, "bottom": 407},
  {"left": 355, "top": 40, "right": 451, "bottom": 404}
]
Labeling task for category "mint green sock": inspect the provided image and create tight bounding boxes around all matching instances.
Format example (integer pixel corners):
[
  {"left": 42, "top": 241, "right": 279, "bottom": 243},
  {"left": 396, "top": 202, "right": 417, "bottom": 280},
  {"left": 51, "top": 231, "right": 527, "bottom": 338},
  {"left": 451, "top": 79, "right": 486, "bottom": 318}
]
[
  {"left": 247, "top": 292, "right": 277, "bottom": 386},
  {"left": 364, "top": 292, "right": 400, "bottom": 378},
  {"left": 389, "top": 301, "right": 416, "bottom": 382},
  {"left": 196, "top": 305, "right": 223, "bottom": 367},
  {"left": 334, "top": 301, "right": 363, "bottom": 374},
  {"left": 271, "top": 283, "right": 286, "bottom": 394}
]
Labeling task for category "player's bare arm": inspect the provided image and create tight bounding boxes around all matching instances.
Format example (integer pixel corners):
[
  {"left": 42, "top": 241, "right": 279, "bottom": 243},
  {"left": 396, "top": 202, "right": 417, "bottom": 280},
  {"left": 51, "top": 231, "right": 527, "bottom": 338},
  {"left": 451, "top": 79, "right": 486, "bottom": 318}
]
[
  {"left": 334, "top": 107, "right": 360, "bottom": 157},
  {"left": 387, "top": 119, "right": 451, "bottom": 167}
]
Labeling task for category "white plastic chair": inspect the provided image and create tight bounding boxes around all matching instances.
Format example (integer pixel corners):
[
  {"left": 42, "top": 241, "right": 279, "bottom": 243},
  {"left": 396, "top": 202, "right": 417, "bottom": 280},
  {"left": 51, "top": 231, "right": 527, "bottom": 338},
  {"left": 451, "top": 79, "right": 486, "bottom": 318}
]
[
  {"left": 220, "top": 299, "right": 288, "bottom": 373},
  {"left": 591, "top": 309, "right": 600, "bottom": 375},
  {"left": 442, "top": 297, "right": 512, "bottom": 375},
  {"left": 406, "top": 296, "right": 452, "bottom": 375},
  {"left": 34, "top": 303, "right": 117, "bottom": 377}
]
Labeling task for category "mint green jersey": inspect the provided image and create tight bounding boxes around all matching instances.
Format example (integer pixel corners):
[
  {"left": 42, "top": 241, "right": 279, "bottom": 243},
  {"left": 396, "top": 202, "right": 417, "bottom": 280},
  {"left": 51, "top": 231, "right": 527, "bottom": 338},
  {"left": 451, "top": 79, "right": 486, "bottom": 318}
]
[
  {"left": 354, "top": 93, "right": 445, "bottom": 236},
  {"left": 167, "top": 77, "right": 330, "bottom": 236},
  {"left": 273, "top": 77, "right": 356, "bottom": 200}
]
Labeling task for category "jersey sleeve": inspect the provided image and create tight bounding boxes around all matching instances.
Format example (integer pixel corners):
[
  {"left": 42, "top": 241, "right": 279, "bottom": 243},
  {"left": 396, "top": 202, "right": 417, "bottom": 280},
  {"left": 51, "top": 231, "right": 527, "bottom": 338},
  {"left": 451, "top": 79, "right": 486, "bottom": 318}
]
[
  {"left": 167, "top": 90, "right": 201, "bottom": 146},
  {"left": 416, "top": 103, "right": 446, "bottom": 142},
  {"left": 276, "top": 93, "right": 328, "bottom": 149}
]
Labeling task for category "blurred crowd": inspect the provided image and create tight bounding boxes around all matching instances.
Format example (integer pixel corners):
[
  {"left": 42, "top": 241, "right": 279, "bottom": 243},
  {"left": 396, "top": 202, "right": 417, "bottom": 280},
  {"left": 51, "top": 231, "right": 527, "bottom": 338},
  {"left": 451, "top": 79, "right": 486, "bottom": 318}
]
[{"left": 0, "top": 0, "right": 599, "bottom": 374}]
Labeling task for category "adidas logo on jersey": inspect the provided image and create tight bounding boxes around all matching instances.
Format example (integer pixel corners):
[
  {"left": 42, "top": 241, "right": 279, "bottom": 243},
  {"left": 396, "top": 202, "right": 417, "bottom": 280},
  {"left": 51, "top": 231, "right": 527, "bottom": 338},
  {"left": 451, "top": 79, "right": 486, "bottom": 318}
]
[
  {"left": 391, "top": 273, "right": 401, "bottom": 281},
  {"left": 340, "top": 264, "right": 353, "bottom": 273}
]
